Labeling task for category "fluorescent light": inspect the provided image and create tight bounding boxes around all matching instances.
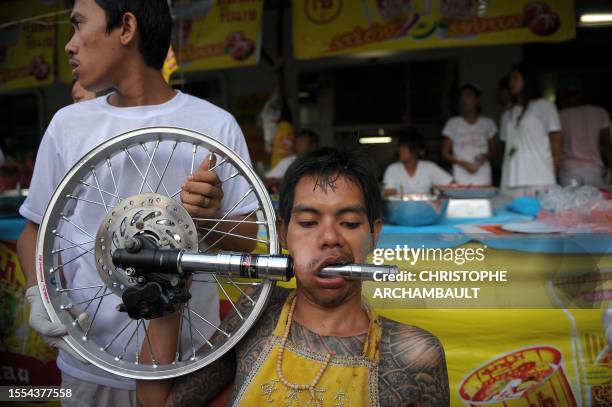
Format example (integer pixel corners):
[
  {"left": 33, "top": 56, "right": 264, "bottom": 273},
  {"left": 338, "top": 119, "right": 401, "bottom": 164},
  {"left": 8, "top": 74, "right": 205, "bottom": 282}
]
[
  {"left": 359, "top": 137, "right": 392, "bottom": 144},
  {"left": 580, "top": 13, "right": 612, "bottom": 25}
]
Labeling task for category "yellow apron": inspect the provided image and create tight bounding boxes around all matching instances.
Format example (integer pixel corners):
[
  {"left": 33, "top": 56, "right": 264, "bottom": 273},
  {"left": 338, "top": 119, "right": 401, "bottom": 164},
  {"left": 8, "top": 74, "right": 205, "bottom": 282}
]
[{"left": 233, "top": 291, "right": 382, "bottom": 406}]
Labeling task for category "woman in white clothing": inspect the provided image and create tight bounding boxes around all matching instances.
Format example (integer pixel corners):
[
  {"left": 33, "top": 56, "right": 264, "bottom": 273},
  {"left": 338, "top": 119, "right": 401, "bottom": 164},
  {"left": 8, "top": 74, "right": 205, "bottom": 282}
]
[
  {"left": 441, "top": 83, "right": 497, "bottom": 185},
  {"left": 500, "top": 63, "right": 562, "bottom": 197},
  {"left": 383, "top": 129, "right": 453, "bottom": 196}
]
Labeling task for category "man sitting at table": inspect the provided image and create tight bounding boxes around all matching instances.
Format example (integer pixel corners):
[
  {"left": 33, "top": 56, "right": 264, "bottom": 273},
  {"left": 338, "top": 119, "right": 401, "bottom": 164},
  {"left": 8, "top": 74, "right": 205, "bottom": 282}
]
[
  {"left": 264, "top": 128, "right": 320, "bottom": 190},
  {"left": 137, "top": 147, "right": 450, "bottom": 406},
  {"left": 384, "top": 129, "right": 453, "bottom": 197}
]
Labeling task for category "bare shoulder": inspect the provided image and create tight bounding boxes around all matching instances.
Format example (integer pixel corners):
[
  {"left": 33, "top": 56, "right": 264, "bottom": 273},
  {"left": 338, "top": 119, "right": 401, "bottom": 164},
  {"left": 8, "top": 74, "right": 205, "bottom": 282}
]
[{"left": 378, "top": 317, "right": 449, "bottom": 407}]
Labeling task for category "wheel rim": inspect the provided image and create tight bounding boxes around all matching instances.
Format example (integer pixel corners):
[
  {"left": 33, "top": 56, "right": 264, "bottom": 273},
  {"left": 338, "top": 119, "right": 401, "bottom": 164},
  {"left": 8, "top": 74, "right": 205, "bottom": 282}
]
[{"left": 36, "top": 126, "right": 277, "bottom": 379}]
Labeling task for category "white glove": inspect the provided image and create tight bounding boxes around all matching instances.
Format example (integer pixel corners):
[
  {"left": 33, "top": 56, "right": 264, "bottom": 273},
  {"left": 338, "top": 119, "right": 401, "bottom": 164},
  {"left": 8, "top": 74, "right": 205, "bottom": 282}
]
[
  {"left": 605, "top": 307, "right": 612, "bottom": 347},
  {"left": 26, "top": 285, "right": 90, "bottom": 364}
]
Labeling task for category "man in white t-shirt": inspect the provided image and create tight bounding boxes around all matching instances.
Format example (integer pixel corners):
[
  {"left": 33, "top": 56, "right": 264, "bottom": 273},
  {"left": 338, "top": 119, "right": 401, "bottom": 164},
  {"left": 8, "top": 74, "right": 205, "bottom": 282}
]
[
  {"left": 558, "top": 88, "right": 611, "bottom": 186},
  {"left": 16, "top": 1, "right": 258, "bottom": 405},
  {"left": 441, "top": 83, "right": 497, "bottom": 185},
  {"left": 264, "top": 129, "right": 319, "bottom": 189},
  {"left": 383, "top": 130, "right": 453, "bottom": 196}
]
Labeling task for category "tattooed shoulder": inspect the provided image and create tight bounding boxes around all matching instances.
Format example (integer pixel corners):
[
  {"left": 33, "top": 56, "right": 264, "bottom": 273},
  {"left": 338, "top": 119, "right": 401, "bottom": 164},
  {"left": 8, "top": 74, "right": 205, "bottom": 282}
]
[
  {"left": 378, "top": 317, "right": 449, "bottom": 407},
  {"left": 170, "top": 286, "right": 290, "bottom": 406}
]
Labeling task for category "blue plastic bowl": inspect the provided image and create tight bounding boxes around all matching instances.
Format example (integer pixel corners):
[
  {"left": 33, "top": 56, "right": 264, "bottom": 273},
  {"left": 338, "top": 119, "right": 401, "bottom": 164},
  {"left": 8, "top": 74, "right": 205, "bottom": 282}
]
[{"left": 384, "top": 195, "right": 448, "bottom": 226}]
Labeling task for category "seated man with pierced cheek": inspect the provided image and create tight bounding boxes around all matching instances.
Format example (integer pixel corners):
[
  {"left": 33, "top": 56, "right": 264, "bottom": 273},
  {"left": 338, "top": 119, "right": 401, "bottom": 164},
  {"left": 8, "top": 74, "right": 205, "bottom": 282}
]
[{"left": 138, "top": 148, "right": 450, "bottom": 407}]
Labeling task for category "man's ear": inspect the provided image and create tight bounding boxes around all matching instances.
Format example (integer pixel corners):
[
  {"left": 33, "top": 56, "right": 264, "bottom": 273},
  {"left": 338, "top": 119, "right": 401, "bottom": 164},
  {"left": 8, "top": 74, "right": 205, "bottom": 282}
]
[
  {"left": 119, "top": 12, "right": 138, "bottom": 46},
  {"left": 277, "top": 218, "right": 288, "bottom": 249}
]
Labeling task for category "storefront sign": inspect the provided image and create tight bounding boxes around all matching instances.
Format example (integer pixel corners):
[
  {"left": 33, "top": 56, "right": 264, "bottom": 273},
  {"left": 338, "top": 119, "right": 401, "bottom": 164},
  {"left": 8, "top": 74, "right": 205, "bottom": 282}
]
[
  {"left": 0, "top": 0, "right": 61, "bottom": 91},
  {"left": 293, "top": 0, "right": 576, "bottom": 60},
  {"left": 173, "top": 0, "right": 263, "bottom": 72}
]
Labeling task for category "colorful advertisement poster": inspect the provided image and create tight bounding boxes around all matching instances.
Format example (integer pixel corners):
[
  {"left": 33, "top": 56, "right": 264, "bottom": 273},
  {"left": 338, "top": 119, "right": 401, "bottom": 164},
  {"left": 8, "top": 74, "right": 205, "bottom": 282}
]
[
  {"left": 172, "top": 0, "right": 263, "bottom": 73},
  {"left": 293, "top": 0, "right": 576, "bottom": 60},
  {"left": 0, "top": 0, "right": 61, "bottom": 92}
]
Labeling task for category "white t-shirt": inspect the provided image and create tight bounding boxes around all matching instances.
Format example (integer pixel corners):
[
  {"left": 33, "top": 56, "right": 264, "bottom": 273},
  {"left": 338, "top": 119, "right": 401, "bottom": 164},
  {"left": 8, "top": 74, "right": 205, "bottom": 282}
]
[
  {"left": 442, "top": 116, "right": 497, "bottom": 185},
  {"left": 500, "top": 99, "right": 561, "bottom": 188},
  {"left": 383, "top": 160, "right": 453, "bottom": 194},
  {"left": 265, "top": 154, "right": 296, "bottom": 178},
  {"left": 20, "top": 91, "right": 258, "bottom": 389}
]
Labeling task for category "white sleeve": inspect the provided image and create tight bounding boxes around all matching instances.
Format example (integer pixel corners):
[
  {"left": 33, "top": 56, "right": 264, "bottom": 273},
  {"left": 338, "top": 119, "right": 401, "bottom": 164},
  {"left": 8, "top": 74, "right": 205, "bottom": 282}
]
[
  {"left": 441, "top": 118, "right": 456, "bottom": 139},
  {"left": 219, "top": 117, "right": 260, "bottom": 217},
  {"left": 383, "top": 164, "right": 397, "bottom": 190},
  {"left": 542, "top": 100, "right": 561, "bottom": 133},
  {"left": 19, "top": 119, "right": 64, "bottom": 224},
  {"left": 499, "top": 111, "right": 510, "bottom": 142},
  {"left": 430, "top": 163, "right": 453, "bottom": 185},
  {"left": 485, "top": 118, "right": 498, "bottom": 139},
  {"left": 265, "top": 157, "right": 290, "bottom": 178}
]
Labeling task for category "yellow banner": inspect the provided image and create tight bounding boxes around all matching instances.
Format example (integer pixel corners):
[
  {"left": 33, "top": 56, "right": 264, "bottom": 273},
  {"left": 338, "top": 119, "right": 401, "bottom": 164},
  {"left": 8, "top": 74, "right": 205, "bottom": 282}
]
[
  {"left": 173, "top": 0, "right": 263, "bottom": 72},
  {"left": 293, "top": 0, "right": 576, "bottom": 60},
  {"left": 0, "top": 0, "right": 62, "bottom": 92}
]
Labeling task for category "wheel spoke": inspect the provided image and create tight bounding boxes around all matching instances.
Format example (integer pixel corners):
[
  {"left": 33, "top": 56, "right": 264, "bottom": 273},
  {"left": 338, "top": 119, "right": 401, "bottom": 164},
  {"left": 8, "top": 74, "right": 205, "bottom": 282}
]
[
  {"left": 181, "top": 314, "right": 213, "bottom": 349},
  {"left": 60, "top": 214, "right": 95, "bottom": 239},
  {"left": 190, "top": 144, "right": 197, "bottom": 175},
  {"left": 116, "top": 320, "right": 140, "bottom": 361},
  {"left": 143, "top": 320, "right": 159, "bottom": 366},
  {"left": 79, "top": 180, "right": 119, "bottom": 201},
  {"left": 196, "top": 225, "right": 267, "bottom": 245},
  {"left": 51, "top": 250, "right": 90, "bottom": 272},
  {"left": 225, "top": 277, "right": 256, "bottom": 305},
  {"left": 71, "top": 290, "right": 113, "bottom": 307},
  {"left": 52, "top": 240, "right": 95, "bottom": 255},
  {"left": 219, "top": 172, "right": 240, "bottom": 184},
  {"left": 189, "top": 309, "right": 230, "bottom": 337},
  {"left": 213, "top": 275, "right": 243, "bottom": 320},
  {"left": 57, "top": 284, "right": 103, "bottom": 293},
  {"left": 106, "top": 158, "right": 122, "bottom": 201},
  {"left": 91, "top": 168, "right": 109, "bottom": 213},
  {"left": 155, "top": 140, "right": 177, "bottom": 194},
  {"left": 192, "top": 217, "right": 265, "bottom": 225},
  {"left": 139, "top": 140, "right": 160, "bottom": 194},
  {"left": 66, "top": 194, "right": 106, "bottom": 207},
  {"left": 202, "top": 208, "right": 260, "bottom": 253},
  {"left": 198, "top": 188, "right": 254, "bottom": 245},
  {"left": 124, "top": 147, "right": 155, "bottom": 192},
  {"left": 141, "top": 142, "right": 171, "bottom": 196},
  {"left": 84, "top": 287, "right": 107, "bottom": 338},
  {"left": 208, "top": 156, "right": 229, "bottom": 172},
  {"left": 185, "top": 302, "right": 196, "bottom": 360},
  {"left": 102, "top": 318, "right": 134, "bottom": 351},
  {"left": 53, "top": 231, "right": 95, "bottom": 256}
]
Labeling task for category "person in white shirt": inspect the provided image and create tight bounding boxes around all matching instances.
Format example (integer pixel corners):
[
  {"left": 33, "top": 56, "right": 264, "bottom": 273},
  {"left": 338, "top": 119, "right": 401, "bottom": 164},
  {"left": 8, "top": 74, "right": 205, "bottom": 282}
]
[
  {"left": 500, "top": 63, "right": 562, "bottom": 197},
  {"left": 441, "top": 83, "right": 497, "bottom": 185},
  {"left": 264, "top": 129, "right": 319, "bottom": 189},
  {"left": 383, "top": 129, "right": 453, "bottom": 196},
  {"left": 16, "top": 1, "right": 258, "bottom": 405},
  {"left": 558, "top": 86, "right": 611, "bottom": 187}
]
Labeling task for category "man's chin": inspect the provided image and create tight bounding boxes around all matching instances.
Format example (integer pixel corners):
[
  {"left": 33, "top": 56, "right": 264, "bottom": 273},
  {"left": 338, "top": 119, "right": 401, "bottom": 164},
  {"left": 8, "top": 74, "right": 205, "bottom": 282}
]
[{"left": 300, "top": 285, "right": 356, "bottom": 308}]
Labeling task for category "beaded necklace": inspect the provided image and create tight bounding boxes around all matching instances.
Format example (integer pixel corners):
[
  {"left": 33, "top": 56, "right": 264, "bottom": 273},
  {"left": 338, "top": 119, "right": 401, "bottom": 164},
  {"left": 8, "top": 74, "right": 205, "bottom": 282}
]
[{"left": 276, "top": 296, "right": 334, "bottom": 407}]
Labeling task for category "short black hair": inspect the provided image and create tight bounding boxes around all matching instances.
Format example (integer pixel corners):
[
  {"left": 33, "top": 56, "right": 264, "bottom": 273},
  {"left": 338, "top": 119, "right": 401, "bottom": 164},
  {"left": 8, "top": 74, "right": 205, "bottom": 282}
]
[
  {"left": 459, "top": 82, "right": 481, "bottom": 97},
  {"left": 297, "top": 129, "right": 320, "bottom": 147},
  {"left": 91, "top": 0, "right": 172, "bottom": 70},
  {"left": 279, "top": 147, "right": 382, "bottom": 232},
  {"left": 397, "top": 128, "right": 425, "bottom": 157}
]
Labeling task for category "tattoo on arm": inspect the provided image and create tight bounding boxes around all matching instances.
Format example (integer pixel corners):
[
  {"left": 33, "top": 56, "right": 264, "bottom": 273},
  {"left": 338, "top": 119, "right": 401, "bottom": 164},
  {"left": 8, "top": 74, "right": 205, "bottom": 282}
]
[
  {"left": 378, "top": 319, "right": 449, "bottom": 407},
  {"left": 170, "top": 350, "right": 236, "bottom": 407}
]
